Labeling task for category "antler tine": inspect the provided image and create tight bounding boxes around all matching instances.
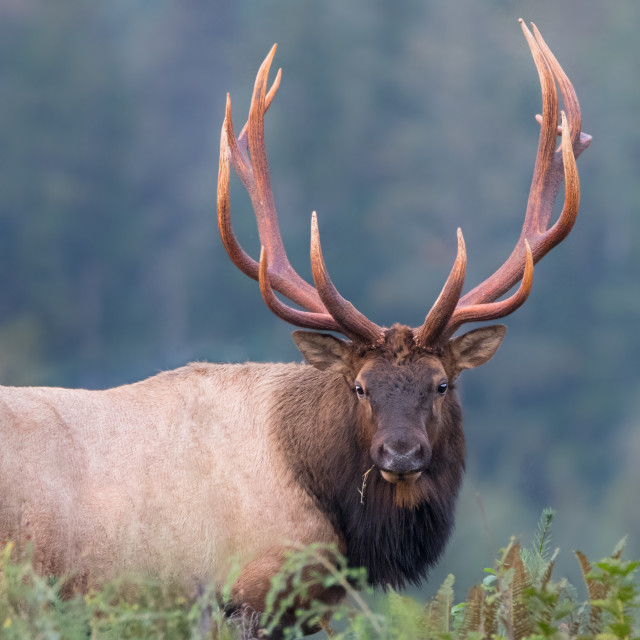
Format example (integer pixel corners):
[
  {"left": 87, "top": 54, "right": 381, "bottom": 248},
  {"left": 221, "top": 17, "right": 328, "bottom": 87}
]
[
  {"left": 220, "top": 46, "right": 386, "bottom": 343},
  {"left": 531, "top": 24, "right": 581, "bottom": 149},
  {"left": 310, "top": 213, "right": 385, "bottom": 344},
  {"left": 446, "top": 240, "right": 534, "bottom": 336},
  {"left": 258, "top": 247, "right": 343, "bottom": 332},
  {"left": 434, "top": 21, "right": 590, "bottom": 337},
  {"left": 414, "top": 229, "right": 467, "bottom": 347},
  {"left": 238, "top": 66, "right": 281, "bottom": 146},
  {"left": 217, "top": 97, "right": 257, "bottom": 279},
  {"left": 218, "top": 44, "right": 326, "bottom": 314}
]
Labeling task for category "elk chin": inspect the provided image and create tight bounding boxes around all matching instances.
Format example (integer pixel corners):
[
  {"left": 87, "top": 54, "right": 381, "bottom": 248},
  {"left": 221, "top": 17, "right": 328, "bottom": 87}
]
[{"left": 380, "top": 470, "right": 423, "bottom": 484}]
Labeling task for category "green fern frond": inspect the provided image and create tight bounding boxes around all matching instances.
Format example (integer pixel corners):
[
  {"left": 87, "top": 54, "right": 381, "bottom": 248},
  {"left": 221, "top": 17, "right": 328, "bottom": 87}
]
[
  {"left": 385, "top": 589, "right": 430, "bottom": 638},
  {"left": 533, "top": 508, "right": 556, "bottom": 559},
  {"left": 426, "top": 573, "right": 455, "bottom": 635},
  {"left": 522, "top": 509, "right": 558, "bottom": 588}
]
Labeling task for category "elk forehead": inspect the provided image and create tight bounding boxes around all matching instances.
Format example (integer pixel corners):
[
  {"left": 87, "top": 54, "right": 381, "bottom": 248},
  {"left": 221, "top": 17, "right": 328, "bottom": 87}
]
[
  {"left": 355, "top": 324, "right": 449, "bottom": 392},
  {"left": 356, "top": 346, "right": 447, "bottom": 404}
]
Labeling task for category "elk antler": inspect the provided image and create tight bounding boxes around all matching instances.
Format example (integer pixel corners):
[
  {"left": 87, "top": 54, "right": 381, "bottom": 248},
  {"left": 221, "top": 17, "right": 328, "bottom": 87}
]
[
  {"left": 218, "top": 45, "right": 384, "bottom": 343},
  {"left": 413, "top": 21, "right": 591, "bottom": 345},
  {"left": 219, "top": 24, "right": 590, "bottom": 349}
]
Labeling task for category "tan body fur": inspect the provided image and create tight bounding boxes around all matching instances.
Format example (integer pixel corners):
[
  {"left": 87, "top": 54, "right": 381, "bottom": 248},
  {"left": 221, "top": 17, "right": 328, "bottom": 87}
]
[{"left": 0, "top": 362, "right": 338, "bottom": 603}]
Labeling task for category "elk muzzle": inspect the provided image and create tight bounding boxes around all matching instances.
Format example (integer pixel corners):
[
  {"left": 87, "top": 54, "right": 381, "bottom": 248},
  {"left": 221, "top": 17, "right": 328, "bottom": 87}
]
[{"left": 371, "top": 428, "right": 432, "bottom": 484}]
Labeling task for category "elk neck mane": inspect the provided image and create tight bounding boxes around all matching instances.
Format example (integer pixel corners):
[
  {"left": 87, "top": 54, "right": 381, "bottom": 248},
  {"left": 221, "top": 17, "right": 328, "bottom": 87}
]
[{"left": 269, "top": 333, "right": 466, "bottom": 589}]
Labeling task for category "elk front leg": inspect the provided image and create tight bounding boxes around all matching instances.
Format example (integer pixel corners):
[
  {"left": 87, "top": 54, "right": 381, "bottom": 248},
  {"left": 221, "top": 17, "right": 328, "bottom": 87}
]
[{"left": 228, "top": 548, "right": 345, "bottom": 638}]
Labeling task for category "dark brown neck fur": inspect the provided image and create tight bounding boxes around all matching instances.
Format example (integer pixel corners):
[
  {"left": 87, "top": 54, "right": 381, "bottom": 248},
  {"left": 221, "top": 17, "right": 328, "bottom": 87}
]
[{"left": 271, "top": 326, "right": 466, "bottom": 589}]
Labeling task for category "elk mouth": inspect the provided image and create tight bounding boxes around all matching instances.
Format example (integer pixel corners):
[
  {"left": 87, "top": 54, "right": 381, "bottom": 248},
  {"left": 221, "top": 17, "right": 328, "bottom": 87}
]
[{"left": 380, "top": 470, "right": 423, "bottom": 484}]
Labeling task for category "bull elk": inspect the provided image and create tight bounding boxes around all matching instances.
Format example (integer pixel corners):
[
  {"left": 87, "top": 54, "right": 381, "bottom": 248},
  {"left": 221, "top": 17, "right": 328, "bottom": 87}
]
[{"left": 0, "top": 21, "right": 590, "bottom": 635}]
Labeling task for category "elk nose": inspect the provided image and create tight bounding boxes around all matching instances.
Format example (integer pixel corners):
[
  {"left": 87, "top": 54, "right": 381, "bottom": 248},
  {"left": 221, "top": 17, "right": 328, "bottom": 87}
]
[{"left": 376, "top": 441, "right": 431, "bottom": 475}]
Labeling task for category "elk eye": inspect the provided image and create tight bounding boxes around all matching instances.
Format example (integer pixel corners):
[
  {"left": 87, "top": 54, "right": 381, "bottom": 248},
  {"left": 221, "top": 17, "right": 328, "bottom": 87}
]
[
  {"left": 437, "top": 382, "right": 448, "bottom": 395},
  {"left": 355, "top": 383, "right": 365, "bottom": 398}
]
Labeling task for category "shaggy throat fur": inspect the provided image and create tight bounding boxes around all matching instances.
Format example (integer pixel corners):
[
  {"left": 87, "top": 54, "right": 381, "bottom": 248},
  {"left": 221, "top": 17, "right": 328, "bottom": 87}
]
[
  {"left": 273, "top": 364, "right": 466, "bottom": 589},
  {"left": 331, "top": 439, "right": 464, "bottom": 589}
]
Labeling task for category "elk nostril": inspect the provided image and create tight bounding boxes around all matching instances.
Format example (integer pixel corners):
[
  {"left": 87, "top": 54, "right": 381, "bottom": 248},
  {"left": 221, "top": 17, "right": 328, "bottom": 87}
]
[
  {"left": 378, "top": 442, "right": 393, "bottom": 460},
  {"left": 408, "top": 443, "right": 422, "bottom": 461}
]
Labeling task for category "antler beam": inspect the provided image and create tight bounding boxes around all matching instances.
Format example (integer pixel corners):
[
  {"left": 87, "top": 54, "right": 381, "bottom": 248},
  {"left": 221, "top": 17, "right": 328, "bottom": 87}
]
[
  {"left": 413, "top": 20, "right": 591, "bottom": 344},
  {"left": 218, "top": 45, "right": 384, "bottom": 343}
]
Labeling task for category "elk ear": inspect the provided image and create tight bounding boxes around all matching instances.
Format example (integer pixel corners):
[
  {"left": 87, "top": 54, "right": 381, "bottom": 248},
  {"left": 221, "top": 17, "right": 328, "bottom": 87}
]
[
  {"left": 292, "top": 331, "right": 352, "bottom": 374},
  {"left": 450, "top": 325, "right": 506, "bottom": 375}
]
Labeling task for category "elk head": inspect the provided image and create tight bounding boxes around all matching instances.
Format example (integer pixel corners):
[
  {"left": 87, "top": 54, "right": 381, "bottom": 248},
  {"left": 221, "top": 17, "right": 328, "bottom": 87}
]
[{"left": 217, "top": 22, "right": 591, "bottom": 489}]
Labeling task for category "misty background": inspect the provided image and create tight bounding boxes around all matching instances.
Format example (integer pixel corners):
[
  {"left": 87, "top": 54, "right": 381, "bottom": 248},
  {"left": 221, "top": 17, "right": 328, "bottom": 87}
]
[{"left": 1, "top": 0, "right": 638, "bottom": 599}]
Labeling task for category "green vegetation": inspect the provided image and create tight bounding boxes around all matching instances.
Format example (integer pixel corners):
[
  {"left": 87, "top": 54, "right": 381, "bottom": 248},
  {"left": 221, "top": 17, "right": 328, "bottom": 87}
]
[
  {"left": 0, "top": 542, "right": 230, "bottom": 639},
  {"left": 1, "top": 512, "right": 637, "bottom": 639}
]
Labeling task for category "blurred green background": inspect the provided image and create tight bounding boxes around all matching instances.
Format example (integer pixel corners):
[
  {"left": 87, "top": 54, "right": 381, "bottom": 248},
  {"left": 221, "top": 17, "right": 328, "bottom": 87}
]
[{"left": 1, "top": 0, "right": 638, "bottom": 599}]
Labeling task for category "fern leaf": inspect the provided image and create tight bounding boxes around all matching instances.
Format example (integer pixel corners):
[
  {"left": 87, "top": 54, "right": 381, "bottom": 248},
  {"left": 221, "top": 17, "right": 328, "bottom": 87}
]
[
  {"left": 522, "top": 509, "right": 557, "bottom": 587},
  {"left": 611, "top": 537, "right": 627, "bottom": 561},
  {"left": 533, "top": 508, "right": 556, "bottom": 559},
  {"left": 540, "top": 548, "right": 559, "bottom": 591},
  {"left": 483, "top": 593, "right": 499, "bottom": 639},
  {"left": 569, "top": 601, "right": 589, "bottom": 637},
  {"left": 427, "top": 573, "right": 455, "bottom": 634},
  {"left": 458, "top": 584, "right": 484, "bottom": 639},
  {"left": 575, "top": 549, "right": 608, "bottom": 633},
  {"left": 503, "top": 541, "right": 534, "bottom": 640},
  {"left": 387, "top": 589, "right": 430, "bottom": 637}
]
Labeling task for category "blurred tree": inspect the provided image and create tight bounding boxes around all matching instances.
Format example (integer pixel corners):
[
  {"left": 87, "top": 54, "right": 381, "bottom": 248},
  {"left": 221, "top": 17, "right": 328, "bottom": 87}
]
[{"left": 0, "top": 0, "right": 133, "bottom": 387}]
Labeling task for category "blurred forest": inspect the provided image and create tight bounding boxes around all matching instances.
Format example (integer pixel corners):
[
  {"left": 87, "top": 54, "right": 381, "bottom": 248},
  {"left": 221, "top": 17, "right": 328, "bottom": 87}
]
[{"left": 1, "top": 0, "right": 639, "bottom": 598}]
